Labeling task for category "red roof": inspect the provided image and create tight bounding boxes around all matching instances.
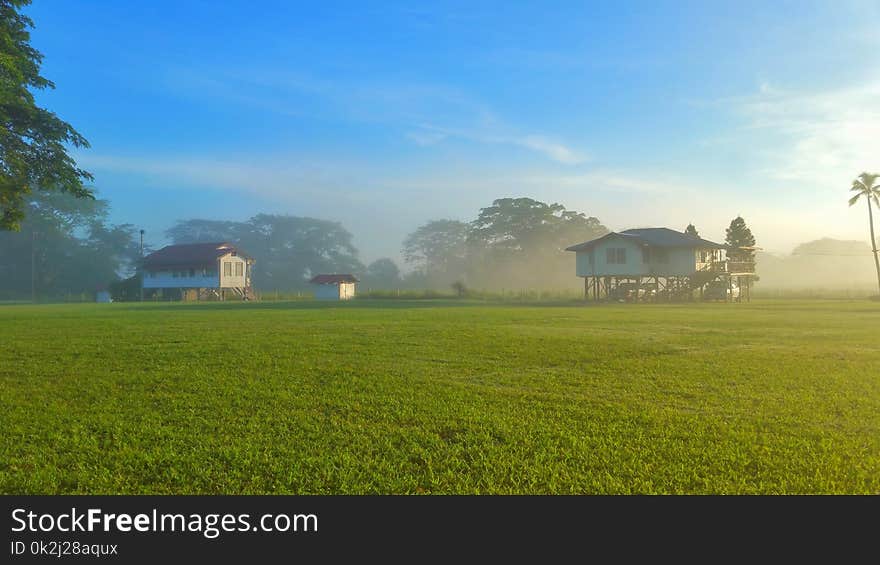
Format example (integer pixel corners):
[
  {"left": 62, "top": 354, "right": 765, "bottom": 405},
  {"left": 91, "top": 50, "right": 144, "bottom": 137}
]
[
  {"left": 309, "top": 274, "right": 358, "bottom": 284},
  {"left": 143, "top": 242, "right": 249, "bottom": 268}
]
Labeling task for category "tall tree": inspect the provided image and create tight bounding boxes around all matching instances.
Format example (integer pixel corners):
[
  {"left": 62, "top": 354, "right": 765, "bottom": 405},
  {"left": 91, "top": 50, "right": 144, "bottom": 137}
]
[
  {"left": 1, "top": 0, "right": 92, "bottom": 231},
  {"left": 467, "top": 197, "right": 607, "bottom": 289},
  {"left": 402, "top": 219, "right": 470, "bottom": 276},
  {"left": 848, "top": 172, "right": 880, "bottom": 295},
  {"left": 362, "top": 258, "right": 401, "bottom": 289},
  {"left": 684, "top": 223, "right": 699, "bottom": 238},
  {"left": 725, "top": 216, "right": 756, "bottom": 262},
  {"left": 469, "top": 198, "right": 606, "bottom": 257}
]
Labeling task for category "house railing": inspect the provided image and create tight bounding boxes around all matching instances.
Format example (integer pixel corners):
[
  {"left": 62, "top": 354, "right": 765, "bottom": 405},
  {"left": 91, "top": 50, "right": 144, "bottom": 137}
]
[
  {"left": 696, "top": 260, "right": 756, "bottom": 274},
  {"left": 726, "top": 261, "right": 756, "bottom": 274}
]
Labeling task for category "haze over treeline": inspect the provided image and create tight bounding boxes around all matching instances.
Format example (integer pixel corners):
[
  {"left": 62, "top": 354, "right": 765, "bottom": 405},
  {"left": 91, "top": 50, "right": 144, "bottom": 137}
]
[
  {"left": 756, "top": 239, "right": 879, "bottom": 291},
  {"left": 1, "top": 190, "right": 878, "bottom": 300}
]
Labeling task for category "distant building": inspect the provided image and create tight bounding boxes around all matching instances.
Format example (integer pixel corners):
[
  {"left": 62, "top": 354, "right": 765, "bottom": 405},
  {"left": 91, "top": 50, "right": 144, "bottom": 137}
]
[
  {"left": 142, "top": 242, "right": 255, "bottom": 300},
  {"left": 95, "top": 286, "right": 111, "bottom": 303},
  {"left": 309, "top": 274, "right": 358, "bottom": 300},
  {"left": 566, "top": 227, "right": 755, "bottom": 301}
]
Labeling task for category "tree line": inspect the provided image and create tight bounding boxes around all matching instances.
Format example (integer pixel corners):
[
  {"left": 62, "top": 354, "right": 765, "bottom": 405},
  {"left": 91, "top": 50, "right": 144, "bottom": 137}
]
[
  {"left": 1, "top": 188, "right": 765, "bottom": 300},
  {"left": 163, "top": 197, "right": 608, "bottom": 293}
]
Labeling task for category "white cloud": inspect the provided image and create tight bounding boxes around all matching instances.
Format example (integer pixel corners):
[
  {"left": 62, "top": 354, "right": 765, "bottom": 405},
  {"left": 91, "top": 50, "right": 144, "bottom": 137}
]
[
  {"left": 408, "top": 124, "right": 587, "bottom": 164},
  {"left": 736, "top": 81, "right": 880, "bottom": 187},
  {"left": 79, "top": 154, "right": 352, "bottom": 202},
  {"left": 513, "top": 135, "right": 585, "bottom": 164}
]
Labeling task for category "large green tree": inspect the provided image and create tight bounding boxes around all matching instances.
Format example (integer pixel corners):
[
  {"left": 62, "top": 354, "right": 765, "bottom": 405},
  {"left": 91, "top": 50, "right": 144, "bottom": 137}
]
[
  {"left": 848, "top": 172, "right": 880, "bottom": 295},
  {"left": 469, "top": 197, "right": 606, "bottom": 257},
  {"left": 0, "top": 190, "right": 140, "bottom": 299},
  {"left": 164, "top": 219, "right": 245, "bottom": 244},
  {"left": 166, "top": 214, "right": 364, "bottom": 290},
  {"left": 362, "top": 258, "right": 401, "bottom": 290},
  {"left": 402, "top": 219, "right": 470, "bottom": 277},
  {"left": 467, "top": 197, "right": 607, "bottom": 289},
  {"left": 1, "top": 0, "right": 92, "bottom": 231}
]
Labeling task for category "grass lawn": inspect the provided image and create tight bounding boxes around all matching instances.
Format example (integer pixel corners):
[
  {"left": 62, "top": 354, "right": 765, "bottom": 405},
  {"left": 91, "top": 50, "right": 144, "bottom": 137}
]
[{"left": 1, "top": 299, "right": 878, "bottom": 494}]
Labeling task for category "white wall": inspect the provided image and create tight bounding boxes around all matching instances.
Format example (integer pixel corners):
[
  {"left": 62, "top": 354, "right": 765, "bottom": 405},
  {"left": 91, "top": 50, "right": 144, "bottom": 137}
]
[
  {"left": 219, "top": 255, "right": 248, "bottom": 288},
  {"left": 339, "top": 282, "right": 356, "bottom": 300},
  {"left": 143, "top": 269, "right": 219, "bottom": 289},
  {"left": 575, "top": 237, "right": 712, "bottom": 277}
]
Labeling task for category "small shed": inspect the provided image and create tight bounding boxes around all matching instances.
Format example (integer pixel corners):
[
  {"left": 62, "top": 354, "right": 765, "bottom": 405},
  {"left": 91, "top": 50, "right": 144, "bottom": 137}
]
[{"left": 310, "top": 274, "right": 358, "bottom": 300}]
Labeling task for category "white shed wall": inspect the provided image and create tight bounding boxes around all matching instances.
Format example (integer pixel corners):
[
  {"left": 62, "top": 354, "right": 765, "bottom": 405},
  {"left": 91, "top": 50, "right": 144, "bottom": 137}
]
[{"left": 218, "top": 255, "right": 248, "bottom": 288}]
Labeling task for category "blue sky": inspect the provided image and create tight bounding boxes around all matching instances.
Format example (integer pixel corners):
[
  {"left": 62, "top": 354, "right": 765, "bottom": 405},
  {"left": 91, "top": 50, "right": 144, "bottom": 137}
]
[{"left": 26, "top": 0, "right": 880, "bottom": 262}]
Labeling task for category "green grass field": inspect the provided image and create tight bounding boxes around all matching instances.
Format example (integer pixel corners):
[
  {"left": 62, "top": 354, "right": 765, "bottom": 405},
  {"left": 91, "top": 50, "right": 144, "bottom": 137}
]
[{"left": 1, "top": 299, "right": 878, "bottom": 494}]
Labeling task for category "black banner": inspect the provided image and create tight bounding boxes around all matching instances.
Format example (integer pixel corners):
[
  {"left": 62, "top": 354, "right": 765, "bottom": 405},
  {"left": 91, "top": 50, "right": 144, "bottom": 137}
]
[{"left": 1, "top": 495, "right": 873, "bottom": 562}]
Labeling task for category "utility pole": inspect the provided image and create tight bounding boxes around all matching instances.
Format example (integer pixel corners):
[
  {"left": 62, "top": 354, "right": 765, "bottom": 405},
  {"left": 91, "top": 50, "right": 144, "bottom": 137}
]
[
  {"left": 31, "top": 230, "right": 37, "bottom": 303},
  {"left": 139, "top": 229, "right": 145, "bottom": 302}
]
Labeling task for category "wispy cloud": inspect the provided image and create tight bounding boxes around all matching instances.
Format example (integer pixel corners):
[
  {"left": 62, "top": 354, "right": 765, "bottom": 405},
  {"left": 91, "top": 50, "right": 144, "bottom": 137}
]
[
  {"left": 408, "top": 124, "right": 587, "bottom": 164},
  {"left": 79, "top": 153, "right": 354, "bottom": 202},
  {"left": 165, "top": 67, "right": 586, "bottom": 165},
  {"left": 734, "top": 80, "right": 880, "bottom": 187}
]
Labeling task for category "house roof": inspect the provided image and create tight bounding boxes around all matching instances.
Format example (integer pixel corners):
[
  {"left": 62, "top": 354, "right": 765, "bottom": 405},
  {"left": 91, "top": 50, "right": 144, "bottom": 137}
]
[
  {"left": 565, "top": 227, "right": 725, "bottom": 252},
  {"left": 310, "top": 274, "right": 359, "bottom": 284},
  {"left": 142, "top": 242, "right": 249, "bottom": 268}
]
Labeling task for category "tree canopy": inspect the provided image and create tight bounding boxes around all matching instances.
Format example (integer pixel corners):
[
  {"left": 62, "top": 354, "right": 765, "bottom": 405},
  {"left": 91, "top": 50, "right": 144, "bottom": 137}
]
[
  {"left": 1, "top": 0, "right": 92, "bottom": 231},
  {"left": 166, "top": 214, "right": 363, "bottom": 290},
  {"left": 725, "top": 216, "right": 756, "bottom": 261},
  {"left": 684, "top": 223, "right": 699, "bottom": 238},
  {"left": 0, "top": 190, "right": 140, "bottom": 299},
  {"left": 402, "top": 197, "right": 607, "bottom": 290},
  {"left": 469, "top": 197, "right": 606, "bottom": 257},
  {"left": 362, "top": 258, "right": 402, "bottom": 289},
  {"left": 402, "top": 219, "right": 469, "bottom": 277}
]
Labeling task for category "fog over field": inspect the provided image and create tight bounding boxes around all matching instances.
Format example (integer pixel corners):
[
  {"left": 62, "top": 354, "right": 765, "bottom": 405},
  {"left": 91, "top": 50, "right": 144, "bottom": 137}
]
[{"left": 756, "top": 239, "right": 878, "bottom": 291}]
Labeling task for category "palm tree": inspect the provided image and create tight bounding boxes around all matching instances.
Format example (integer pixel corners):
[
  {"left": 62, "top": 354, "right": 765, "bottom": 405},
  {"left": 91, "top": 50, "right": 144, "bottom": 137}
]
[{"left": 849, "top": 172, "right": 880, "bottom": 295}]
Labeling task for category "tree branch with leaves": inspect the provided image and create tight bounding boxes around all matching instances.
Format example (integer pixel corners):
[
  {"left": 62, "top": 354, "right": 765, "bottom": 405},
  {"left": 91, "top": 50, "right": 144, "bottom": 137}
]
[{"left": 1, "top": 0, "right": 92, "bottom": 231}]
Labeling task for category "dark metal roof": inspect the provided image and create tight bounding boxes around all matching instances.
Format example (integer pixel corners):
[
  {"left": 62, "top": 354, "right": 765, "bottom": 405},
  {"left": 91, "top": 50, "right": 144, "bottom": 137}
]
[
  {"left": 566, "top": 228, "right": 725, "bottom": 252},
  {"left": 309, "top": 274, "right": 359, "bottom": 284},
  {"left": 142, "top": 242, "right": 249, "bottom": 268}
]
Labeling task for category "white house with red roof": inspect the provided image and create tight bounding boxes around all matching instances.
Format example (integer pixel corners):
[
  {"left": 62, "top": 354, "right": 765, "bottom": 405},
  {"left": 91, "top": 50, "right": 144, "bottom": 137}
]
[{"left": 141, "top": 242, "right": 255, "bottom": 300}]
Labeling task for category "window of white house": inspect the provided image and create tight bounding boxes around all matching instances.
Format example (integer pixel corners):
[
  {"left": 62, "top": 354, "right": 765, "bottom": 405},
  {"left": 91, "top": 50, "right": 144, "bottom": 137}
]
[
  {"left": 189, "top": 268, "right": 196, "bottom": 277},
  {"left": 223, "top": 262, "right": 232, "bottom": 277},
  {"left": 234, "top": 262, "right": 243, "bottom": 276},
  {"left": 172, "top": 271, "right": 179, "bottom": 278},
  {"left": 606, "top": 248, "right": 626, "bottom": 264}
]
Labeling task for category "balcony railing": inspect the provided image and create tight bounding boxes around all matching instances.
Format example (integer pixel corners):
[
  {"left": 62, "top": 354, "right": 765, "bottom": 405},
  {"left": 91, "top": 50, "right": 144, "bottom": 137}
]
[
  {"left": 697, "top": 260, "right": 756, "bottom": 274},
  {"left": 727, "top": 261, "right": 756, "bottom": 274}
]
